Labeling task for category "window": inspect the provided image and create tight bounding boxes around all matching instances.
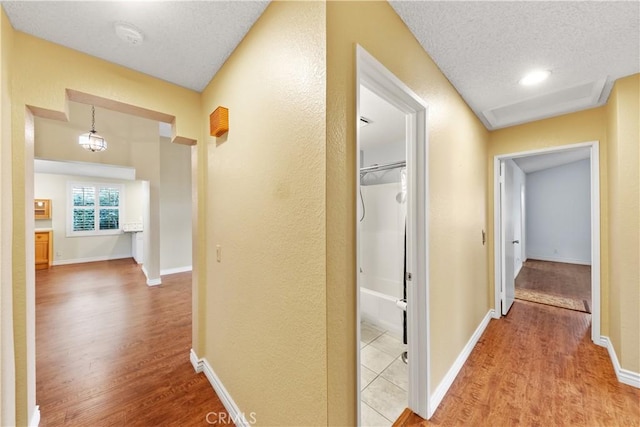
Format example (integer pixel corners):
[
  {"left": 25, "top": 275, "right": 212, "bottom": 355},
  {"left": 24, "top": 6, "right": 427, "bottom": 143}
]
[{"left": 68, "top": 182, "right": 124, "bottom": 236}]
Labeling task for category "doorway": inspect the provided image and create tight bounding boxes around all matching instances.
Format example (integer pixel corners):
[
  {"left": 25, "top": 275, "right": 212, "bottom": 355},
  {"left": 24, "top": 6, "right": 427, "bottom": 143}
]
[
  {"left": 356, "top": 46, "right": 430, "bottom": 424},
  {"left": 18, "top": 91, "right": 195, "bottom": 425},
  {"left": 493, "top": 141, "right": 601, "bottom": 343}
]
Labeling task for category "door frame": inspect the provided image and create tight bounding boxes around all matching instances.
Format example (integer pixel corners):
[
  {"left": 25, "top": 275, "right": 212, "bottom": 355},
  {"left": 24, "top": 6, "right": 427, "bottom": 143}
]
[
  {"left": 492, "top": 140, "right": 601, "bottom": 344},
  {"left": 356, "top": 45, "right": 430, "bottom": 420},
  {"left": 499, "top": 159, "right": 517, "bottom": 315}
]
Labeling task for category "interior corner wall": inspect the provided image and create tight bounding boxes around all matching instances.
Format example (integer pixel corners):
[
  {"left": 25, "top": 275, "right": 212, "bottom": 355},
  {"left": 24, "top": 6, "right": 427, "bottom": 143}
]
[
  {"left": 0, "top": 7, "right": 15, "bottom": 426},
  {"left": 327, "top": 1, "right": 489, "bottom": 417},
  {"left": 9, "top": 29, "right": 200, "bottom": 425},
  {"left": 159, "top": 136, "right": 192, "bottom": 272},
  {"left": 488, "top": 107, "right": 609, "bottom": 336},
  {"left": 191, "top": 130, "right": 205, "bottom": 357},
  {"left": 129, "top": 135, "right": 161, "bottom": 282},
  {"left": 525, "top": 159, "right": 591, "bottom": 265},
  {"left": 199, "top": 2, "right": 327, "bottom": 425},
  {"left": 606, "top": 74, "right": 640, "bottom": 374}
]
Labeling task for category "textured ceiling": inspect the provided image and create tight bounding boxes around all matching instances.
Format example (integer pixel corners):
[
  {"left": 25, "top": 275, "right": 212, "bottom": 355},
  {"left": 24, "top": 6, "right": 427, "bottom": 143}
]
[
  {"left": 3, "top": 1, "right": 639, "bottom": 129},
  {"left": 390, "top": 1, "right": 640, "bottom": 129},
  {"left": 2, "top": 1, "right": 269, "bottom": 92}
]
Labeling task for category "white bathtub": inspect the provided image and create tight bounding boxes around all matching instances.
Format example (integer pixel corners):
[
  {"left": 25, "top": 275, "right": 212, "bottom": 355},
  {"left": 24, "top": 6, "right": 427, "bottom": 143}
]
[
  {"left": 360, "top": 281, "right": 404, "bottom": 339},
  {"left": 359, "top": 182, "right": 406, "bottom": 339}
]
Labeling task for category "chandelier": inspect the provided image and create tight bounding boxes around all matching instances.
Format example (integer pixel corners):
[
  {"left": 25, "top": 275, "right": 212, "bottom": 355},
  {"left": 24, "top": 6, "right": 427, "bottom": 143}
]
[{"left": 78, "top": 105, "right": 107, "bottom": 152}]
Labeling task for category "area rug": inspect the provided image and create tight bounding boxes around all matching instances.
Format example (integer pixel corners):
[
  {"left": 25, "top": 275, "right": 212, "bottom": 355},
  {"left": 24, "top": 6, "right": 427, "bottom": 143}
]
[{"left": 515, "top": 288, "right": 590, "bottom": 313}]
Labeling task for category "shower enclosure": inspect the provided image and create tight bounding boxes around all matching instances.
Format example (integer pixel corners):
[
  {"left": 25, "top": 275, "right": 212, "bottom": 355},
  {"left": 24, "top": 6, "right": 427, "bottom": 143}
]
[{"left": 359, "top": 161, "right": 407, "bottom": 337}]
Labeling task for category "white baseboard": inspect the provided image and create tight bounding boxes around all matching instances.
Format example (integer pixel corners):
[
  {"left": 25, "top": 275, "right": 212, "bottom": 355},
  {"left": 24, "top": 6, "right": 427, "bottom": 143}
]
[
  {"left": 602, "top": 336, "right": 640, "bottom": 388},
  {"left": 52, "top": 254, "right": 131, "bottom": 266},
  {"left": 429, "top": 309, "right": 494, "bottom": 416},
  {"left": 594, "top": 335, "right": 608, "bottom": 347},
  {"left": 526, "top": 254, "right": 591, "bottom": 266},
  {"left": 189, "top": 349, "right": 255, "bottom": 426},
  {"left": 141, "top": 266, "right": 162, "bottom": 286},
  {"left": 160, "top": 265, "right": 192, "bottom": 276},
  {"left": 190, "top": 348, "right": 202, "bottom": 373},
  {"left": 29, "top": 405, "right": 40, "bottom": 427}
]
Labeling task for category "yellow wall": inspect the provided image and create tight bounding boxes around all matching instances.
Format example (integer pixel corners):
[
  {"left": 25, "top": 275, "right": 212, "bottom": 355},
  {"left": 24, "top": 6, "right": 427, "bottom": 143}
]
[
  {"left": 0, "top": 8, "right": 15, "bottom": 426},
  {"left": 606, "top": 74, "right": 639, "bottom": 373},
  {"left": 326, "top": 2, "right": 489, "bottom": 422},
  {"left": 7, "top": 27, "right": 201, "bottom": 425},
  {"left": 488, "top": 107, "right": 609, "bottom": 332},
  {"left": 199, "top": 2, "right": 328, "bottom": 425}
]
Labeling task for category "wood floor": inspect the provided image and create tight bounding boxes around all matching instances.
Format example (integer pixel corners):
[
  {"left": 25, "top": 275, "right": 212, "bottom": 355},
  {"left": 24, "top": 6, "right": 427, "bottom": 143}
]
[
  {"left": 36, "top": 259, "right": 230, "bottom": 426},
  {"left": 394, "top": 301, "right": 640, "bottom": 426},
  {"left": 516, "top": 259, "right": 591, "bottom": 302},
  {"left": 37, "top": 259, "right": 638, "bottom": 426}
]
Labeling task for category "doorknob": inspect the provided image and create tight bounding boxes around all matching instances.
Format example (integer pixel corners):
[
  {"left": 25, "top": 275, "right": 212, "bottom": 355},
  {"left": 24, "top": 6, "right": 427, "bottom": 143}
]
[{"left": 512, "top": 240, "right": 520, "bottom": 244}]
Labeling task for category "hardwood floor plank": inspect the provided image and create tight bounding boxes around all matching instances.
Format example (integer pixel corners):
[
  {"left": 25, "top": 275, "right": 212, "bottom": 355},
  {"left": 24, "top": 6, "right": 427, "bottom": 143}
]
[
  {"left": 36, "top": 259, "right": 230, "bottom": 426},
  {"left": 395, "top": 301, "right": 639, "bottom": 426}
]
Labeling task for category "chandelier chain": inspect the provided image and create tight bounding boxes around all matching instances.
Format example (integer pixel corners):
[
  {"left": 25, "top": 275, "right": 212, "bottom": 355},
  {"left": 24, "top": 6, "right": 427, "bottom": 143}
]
[{"left": 91, "top": 105, "right": 96, "bottom": 133}]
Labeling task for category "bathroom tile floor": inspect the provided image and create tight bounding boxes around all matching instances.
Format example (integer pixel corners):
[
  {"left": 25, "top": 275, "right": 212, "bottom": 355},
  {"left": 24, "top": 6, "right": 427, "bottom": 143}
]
[{"left": 360, "top": 322, "right": 408, "bottom": 426}]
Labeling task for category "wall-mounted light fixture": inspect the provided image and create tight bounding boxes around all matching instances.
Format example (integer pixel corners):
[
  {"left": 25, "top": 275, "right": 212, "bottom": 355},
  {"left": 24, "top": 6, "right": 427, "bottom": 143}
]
[
  {"left": 210, "top": 106, "right": 229, "bottom": 137},
  {"left": 78, "top": 105, "right": 107, "bottom": 152}
]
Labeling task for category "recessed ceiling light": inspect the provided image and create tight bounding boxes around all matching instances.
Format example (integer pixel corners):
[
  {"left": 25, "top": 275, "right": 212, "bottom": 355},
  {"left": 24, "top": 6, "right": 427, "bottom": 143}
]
[
  {"left": 519, "top": 69, "right": 551, "bottom": 86},
  {"left": 114, "top": 22, "right": 144, "bottom": 46}
]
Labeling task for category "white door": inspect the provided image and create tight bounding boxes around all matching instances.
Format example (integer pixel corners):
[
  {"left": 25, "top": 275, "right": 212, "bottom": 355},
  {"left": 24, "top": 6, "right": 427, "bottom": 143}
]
[
  {"left": 500, "top": 160, "right": 516, "bottom": 315},
  {"left": 512, "top": 184, "right": 523, "bottom": 275}
]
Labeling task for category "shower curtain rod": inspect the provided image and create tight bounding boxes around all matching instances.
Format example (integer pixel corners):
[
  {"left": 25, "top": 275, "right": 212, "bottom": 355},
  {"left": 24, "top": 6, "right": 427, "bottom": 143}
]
[{"left": 360, "top": 160, "right": 406, "bottom": 174}]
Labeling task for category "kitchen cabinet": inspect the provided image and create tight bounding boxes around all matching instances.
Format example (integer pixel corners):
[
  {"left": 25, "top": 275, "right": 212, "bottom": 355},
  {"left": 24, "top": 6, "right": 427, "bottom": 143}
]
[
  {"left": 35, "top": 231, "right": 52, "bottom": 270},
  {"left": 34, "top": 199, "right": 51, "bottom": 219},
  {"left": 132, "top": 232, "right": 143, "bottom": 264}
]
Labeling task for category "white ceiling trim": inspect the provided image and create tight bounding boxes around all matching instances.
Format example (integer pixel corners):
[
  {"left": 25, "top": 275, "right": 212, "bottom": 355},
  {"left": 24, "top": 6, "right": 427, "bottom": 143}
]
[{"left": 483, "top": 78, "right": 607, "bottom": 129}]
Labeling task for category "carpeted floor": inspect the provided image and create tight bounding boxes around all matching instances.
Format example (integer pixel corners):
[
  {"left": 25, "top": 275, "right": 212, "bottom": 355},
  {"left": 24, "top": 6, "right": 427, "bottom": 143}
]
[
  {"left": 515, "top": 259, "right": 591, "bottom": 313},
  {"left": 515, "top": 288, "right": 590, "bottom": 313}
]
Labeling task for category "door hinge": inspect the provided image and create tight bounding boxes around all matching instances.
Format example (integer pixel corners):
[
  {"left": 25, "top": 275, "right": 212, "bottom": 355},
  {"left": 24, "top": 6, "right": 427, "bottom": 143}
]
[{"left": 406, "top": 272, "right": 412, "bottom": 281}]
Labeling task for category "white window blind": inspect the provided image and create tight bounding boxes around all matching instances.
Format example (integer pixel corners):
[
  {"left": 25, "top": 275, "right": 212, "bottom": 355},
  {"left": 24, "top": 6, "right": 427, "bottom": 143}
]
[{"left": 68, "top": 182, "right": 123, "bottom": 236}]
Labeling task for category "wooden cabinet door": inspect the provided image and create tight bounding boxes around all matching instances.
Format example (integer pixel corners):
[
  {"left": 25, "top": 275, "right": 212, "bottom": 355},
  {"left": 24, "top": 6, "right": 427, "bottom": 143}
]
[{"left": 35, "top": 232, "right": 49, "bottom": 270}]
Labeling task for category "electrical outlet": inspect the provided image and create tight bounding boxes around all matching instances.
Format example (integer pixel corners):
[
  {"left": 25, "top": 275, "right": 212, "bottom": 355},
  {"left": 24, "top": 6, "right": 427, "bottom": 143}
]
[{"left": 216, "top": 245, "right": 222, "bottom": 262}]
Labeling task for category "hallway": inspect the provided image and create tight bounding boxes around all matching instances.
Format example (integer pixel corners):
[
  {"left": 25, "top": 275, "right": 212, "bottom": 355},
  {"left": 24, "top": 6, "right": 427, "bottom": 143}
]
[
  {"left": 395, "top": 301, "right": 640, "bottom": 426},
  {"left": 36, "top": 259, "right": 228, "bottom": 426}
]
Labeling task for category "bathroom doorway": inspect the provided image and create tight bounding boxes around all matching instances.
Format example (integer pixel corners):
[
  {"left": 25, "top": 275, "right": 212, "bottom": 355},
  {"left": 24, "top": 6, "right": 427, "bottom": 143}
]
[{"left": 356, "top": 46, "right": 430, "bottom": 424}]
